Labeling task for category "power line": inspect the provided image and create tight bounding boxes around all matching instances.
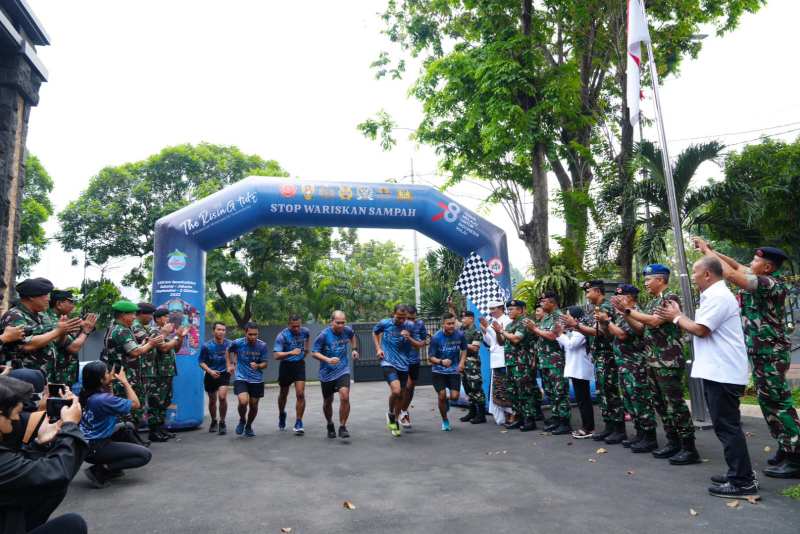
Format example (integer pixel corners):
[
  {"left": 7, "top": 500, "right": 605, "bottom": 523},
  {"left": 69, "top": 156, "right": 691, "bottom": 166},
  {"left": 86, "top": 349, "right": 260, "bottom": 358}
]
[
  {"left": 668, "top": 120, "right": 800, "bottom": 143},
  {"left": 720, "top": 127, "right": 800, "bottom": 151}
]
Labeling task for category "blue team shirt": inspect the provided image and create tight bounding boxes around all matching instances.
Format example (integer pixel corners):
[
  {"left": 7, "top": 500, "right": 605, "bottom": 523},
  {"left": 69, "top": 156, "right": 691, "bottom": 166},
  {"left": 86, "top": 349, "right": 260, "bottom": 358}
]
[
  {"left": 273, "top": 327, "right": 310, "bottom": 363},
  {"left": 373, "top": 318, "right": 415, "bottom": 372},
  {"left": 199, "top": 339, "right": 232, "bottom": 372},
  {"left": 229, "top": 338, "right": 268, "bottom": 383},
  {"left": 429, "top": 329, "right": 467, "bottom": 375},
  {"left": 80, "top": 392, "right": 133, "bottom": 442},
  {"left": 312, "top": 326, "right": 355, "bottom": 383},
  {"left": 407, "top": 319, "right": 428, "bottom": 364}
]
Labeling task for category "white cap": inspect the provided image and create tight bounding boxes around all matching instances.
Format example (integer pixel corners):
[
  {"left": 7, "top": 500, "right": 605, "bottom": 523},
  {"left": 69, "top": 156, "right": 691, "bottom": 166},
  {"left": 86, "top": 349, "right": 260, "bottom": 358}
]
[{"left": 487, "top": 300, "right": 504, "bottom": 309}]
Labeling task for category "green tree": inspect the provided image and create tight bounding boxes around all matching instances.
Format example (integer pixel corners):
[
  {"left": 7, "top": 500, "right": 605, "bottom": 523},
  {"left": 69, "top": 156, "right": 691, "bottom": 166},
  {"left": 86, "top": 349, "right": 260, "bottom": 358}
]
[
  {"left": 76, "top": 278, "right": 122, "bottom": 329},
  {"left": 420, "top": 247, "right": 464, "bottom": 317},
  {"left": 598, "top": 140, "right": 724, "bottom": 268},
  {"left": 18, "top": 154, "right": 54, "bottom": 275},
  {"left": 697, "top": 137, "right": 800, "bottom": 262},
  {"left": 57, "top": 143, "right": 332, "bottom": 325}
]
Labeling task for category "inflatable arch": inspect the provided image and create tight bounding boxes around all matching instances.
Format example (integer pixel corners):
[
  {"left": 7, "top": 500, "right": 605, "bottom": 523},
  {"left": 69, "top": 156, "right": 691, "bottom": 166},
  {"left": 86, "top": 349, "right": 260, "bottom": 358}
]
[{"left": 152, "top": 176, "right": 511, "bottom": 428}]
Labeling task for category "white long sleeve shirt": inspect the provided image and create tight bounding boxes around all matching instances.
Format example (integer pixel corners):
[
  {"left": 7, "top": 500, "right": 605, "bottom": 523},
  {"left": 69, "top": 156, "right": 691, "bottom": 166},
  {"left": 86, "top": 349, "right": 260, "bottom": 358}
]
[
  {"left": 483, "top": 314, "right": 511, "bottom": 368},
  {"left": 558, "top": 330, "right": 594, "bottom": 381}
]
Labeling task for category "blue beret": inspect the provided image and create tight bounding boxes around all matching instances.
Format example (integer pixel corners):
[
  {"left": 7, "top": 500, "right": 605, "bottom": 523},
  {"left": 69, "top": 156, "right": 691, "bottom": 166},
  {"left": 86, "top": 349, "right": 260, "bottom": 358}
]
[
  {"left": 643, "top": 264, "right": 670, "bottom": 276},
  {"left": 137, "top": 302, "right": 156, "bottom": 314},
  {"left": 615, "top": 284, "right": 640, "bottom": 296}
]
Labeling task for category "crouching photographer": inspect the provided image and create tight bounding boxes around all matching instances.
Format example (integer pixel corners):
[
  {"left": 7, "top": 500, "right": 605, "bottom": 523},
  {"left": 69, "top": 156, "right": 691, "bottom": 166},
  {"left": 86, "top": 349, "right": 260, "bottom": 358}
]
[
  {"left": 0, "top": 375, "right": 87, "bottom": 534},
  {"left": 79, "top": 361, "right": 151, "bottom": 489}
]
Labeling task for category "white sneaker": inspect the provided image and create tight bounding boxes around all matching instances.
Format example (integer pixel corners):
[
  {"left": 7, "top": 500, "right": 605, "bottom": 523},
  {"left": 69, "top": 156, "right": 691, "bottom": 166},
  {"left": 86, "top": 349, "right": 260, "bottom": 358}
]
[{"left": 399, "top": 410, "right": 412, "bottom": 428}]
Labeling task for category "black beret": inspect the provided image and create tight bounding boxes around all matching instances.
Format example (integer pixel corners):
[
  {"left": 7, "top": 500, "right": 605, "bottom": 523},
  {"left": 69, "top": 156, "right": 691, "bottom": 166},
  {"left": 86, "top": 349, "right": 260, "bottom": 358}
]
[
  {"left": 137, "top": 302, "right": 157, "bottom": 314},
  {"left": 581, "top": 280, "right": 605, "bottom": 290},
  {"left": 16, "top": 277, "right": 54, "bottom": 298},
  {"left": 755, "top": 246, "right": 789, "bottom": 267},
  {"left": 50, "top": 290, "right": 74, "bottom": 302},
  {"left": 541, "top": 291, "right": 559, "bottom": 301},
  {"left": 153, "top": 309, "right": 169, "bottom": 318},
  {"left": 615, "top": 284, "right": 640, "bottom": 296},
  {"left": 506, "top": 299, "right": 526, "bottom": 309}
]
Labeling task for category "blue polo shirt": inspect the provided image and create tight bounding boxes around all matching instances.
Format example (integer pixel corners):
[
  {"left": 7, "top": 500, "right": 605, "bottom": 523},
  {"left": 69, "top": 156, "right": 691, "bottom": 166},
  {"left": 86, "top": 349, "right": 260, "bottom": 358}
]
[
  {"left": 407, "top": 319, "right": 428, "bottom": 365},
  {"left": 312, "top": 326, "right": 355, "bottom": 382},
  {"left": 199, "top": 339, "right": 231, "bottom": 372},
  {"left": 273, "top": 327, "right": 310, "bottom": 363},
  {"left": 80, "top": 392, "right": 133, "bottom": 442},
  {"left": 373, "top": 318, "right": 415, "bottom": 372},
  {"left": 229, "top": 338, "right": 268, "bottom": 383},
  {"left": 429, "top": 329, "right": 467, "bottom": 375}
]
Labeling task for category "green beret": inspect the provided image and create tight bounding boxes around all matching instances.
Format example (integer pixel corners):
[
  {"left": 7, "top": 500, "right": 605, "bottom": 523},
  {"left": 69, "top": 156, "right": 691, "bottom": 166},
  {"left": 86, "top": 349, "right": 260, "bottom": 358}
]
[
  {"left": 112, "top": 300, "right": 138, "bottom": 313},
  {"left": 16, "top": 277, "right": 54, "bottom": 298}
]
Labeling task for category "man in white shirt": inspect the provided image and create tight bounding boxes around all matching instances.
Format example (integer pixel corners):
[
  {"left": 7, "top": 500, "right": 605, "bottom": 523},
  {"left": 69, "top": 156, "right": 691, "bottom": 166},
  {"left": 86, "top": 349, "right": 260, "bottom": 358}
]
[
  {"left": 479, "top": 301, "right": 512, "bottom": 425},
  {"left": 656, "top": 256, "right": 758, "bottom": 500}
]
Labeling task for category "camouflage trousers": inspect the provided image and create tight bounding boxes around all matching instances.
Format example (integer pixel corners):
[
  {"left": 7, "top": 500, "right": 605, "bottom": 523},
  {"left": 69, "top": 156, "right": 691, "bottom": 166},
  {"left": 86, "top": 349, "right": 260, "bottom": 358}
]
[
  {"left": 540, "top": 363, "right": 570, "bottom": 420},
  {"left": 616, "top": 354, "right": 656, "bottom": 432},
  {"left": 462, "top": 356, "right": 486, "bottom": 405},
  {"left": 114, "top": 373, "right": 146, "bottom": 427},
  {"left": 647, "top": 366, "right": 694, "bottom": 439},
  {"left": 507, "top": 362, "right": 539, "bottom": 419},
  {"left": 752, "top": 350, "right": 800, "bottom": 453},
  {"left": 47, "top": 359, "right": 79, "bottom": 387},
  {"left": 594, "top": 348, "right": 625, "bottom": 426},
  {"left": 146, "top": 376, "right": 174, "bottom": 429}
]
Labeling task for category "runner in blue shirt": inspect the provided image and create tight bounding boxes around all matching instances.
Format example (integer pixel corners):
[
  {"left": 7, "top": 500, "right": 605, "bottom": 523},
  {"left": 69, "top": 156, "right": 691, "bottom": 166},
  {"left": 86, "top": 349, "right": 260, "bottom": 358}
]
[
  {"left": 312, "top": 310, "right": 359, "bottom": 439},
  {"left": 198, "top": 322, "right": 233, "bottom": 435},
  {"left": 273, "top": 314, "right": 311, "bottom": 435},
  {"left": 227, "top": 322, "right": 268, "bottom": 437},
  {"left": 372, "top": 304, "right": 425, "bottom": 437},
  {"left": 399, "top": 305, "right": 429, "bottom": 429},
  {"left": 428, "top": 313, "right": 468, "bottom": 431}
]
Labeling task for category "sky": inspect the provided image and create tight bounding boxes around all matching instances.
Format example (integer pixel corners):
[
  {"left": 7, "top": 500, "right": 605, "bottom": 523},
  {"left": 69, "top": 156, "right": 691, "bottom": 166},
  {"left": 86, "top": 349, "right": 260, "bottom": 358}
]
[{"left": 24, "top": 0, "right": 800, "bottom": 297}]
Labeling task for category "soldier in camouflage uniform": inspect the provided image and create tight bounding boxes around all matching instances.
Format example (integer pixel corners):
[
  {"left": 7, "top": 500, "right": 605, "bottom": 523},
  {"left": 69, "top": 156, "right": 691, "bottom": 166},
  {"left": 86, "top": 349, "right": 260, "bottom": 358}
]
[
  {"left": 154, "top": 308, "right": 187, "bottom": 440},
  {"left": 623, "top": 264, "right": 700, "bottom": 465},
  {"left": 103, "top": 300, "right": 162, "bottom": 437},
  {"left": 459, "top": 310, "right": 487, "bottom": 424},
  {"left": 562, "top": 280, "right": 626, "bottom": 443},
  {"left": 528, "top": 291, "right": 571, "bottom": 435},
  {"left": 492, "top": 299, "right": 537, "bottom": 431},
  {"left": 44, "top": 290, "right": 97, "bottom": 385},
  {"left": 607, "top": 284, "right": 658, "bottom": 453},
  {"left": 132, "top": 303, "right": 166, "bottom": 442},
  {"left": 0, "top": 278, "right": 81, "bottom": 374},
  {"left": 696, "top": 240, "right": 800, "bottom": 478}
]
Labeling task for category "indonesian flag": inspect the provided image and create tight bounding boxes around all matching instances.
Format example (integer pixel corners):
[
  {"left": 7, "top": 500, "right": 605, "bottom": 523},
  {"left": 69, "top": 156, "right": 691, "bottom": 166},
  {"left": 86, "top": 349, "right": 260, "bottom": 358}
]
[{"left": 627, "top": 0, "right": 651, "bottom": 126}]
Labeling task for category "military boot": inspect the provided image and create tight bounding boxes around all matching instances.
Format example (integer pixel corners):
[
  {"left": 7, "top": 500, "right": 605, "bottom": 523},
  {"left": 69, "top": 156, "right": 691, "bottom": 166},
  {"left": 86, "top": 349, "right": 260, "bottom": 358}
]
[
  {"left": 520, "top": 416, "right": 537, "bottom": 432},
  {"left": 631, "top": 429, "right": 659, "bottom": 453},
  {"left": 504, "top": 417, "right": 523, "bottom": 430},
  {"left": 459, "top": 403, "right": 476, "bottom": 422},
  {"left": 652, "top": 433, "right": 681, "bottom": 459},
  {"left": 669, "top": 436, "right": 701, "bottom": 465},
  {"left": 623, "top": 429, "right": 644, "bottom": 448},
  {"left": 551, "top": 418, "right": 572, "bottom": 435},
  {"left": 763, "top": 453, "right": 800, "bottom": 479},
  {"left": 543, "top": 418, "right": 560, "bottom": 432},
  {"left": 470, "top": 403, "right": 487, "bottom": 424},
  {"left": 592, "top": 423, "right": 614, "bottom": 441},
  {"left": 604, "top": 423, "right": 627, "bottom": 445},
  {"left": 149, "top": 429, "right": 169, "bottom": 443},
  {"left": 767, "top": 448, "right": 787, "bottom": 466}
]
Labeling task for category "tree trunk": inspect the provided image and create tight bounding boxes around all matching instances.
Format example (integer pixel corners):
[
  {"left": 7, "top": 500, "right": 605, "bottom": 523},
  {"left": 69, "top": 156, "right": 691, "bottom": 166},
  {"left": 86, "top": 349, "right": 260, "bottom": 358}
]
[
  {"left": 521, "top": 142, "right": 549, "bottom": 276},
  {"left": 615, "top": 14, "right": 636, "bottom": 283}
]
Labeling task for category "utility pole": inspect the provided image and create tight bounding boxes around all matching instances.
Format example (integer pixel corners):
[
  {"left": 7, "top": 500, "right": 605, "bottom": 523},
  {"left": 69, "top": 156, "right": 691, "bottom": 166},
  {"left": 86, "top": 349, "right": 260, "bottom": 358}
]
[{"left": 411, "top": 158, "right": 421, "bottom": 311}]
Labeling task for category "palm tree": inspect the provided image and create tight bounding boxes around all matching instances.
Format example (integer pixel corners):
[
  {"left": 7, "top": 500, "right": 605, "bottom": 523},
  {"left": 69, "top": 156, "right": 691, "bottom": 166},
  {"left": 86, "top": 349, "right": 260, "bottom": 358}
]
[{"left": 598, "top": 140, "right": 725, "bottom": 267}]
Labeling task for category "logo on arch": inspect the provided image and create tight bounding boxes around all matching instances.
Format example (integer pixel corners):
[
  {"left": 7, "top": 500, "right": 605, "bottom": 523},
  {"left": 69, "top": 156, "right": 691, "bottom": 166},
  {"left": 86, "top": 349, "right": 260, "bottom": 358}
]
[
  {"left": 487, "top": 257, "right": 504, "bottom": 277},
  {"left": 280, "top": 184, "right": 297, "bottom": 198},
  {"left": 432, "top": 201, "right": 461, "bottom": 223},
  {"left": 167, "top": 249, "right": 188, "bottom": 272}
]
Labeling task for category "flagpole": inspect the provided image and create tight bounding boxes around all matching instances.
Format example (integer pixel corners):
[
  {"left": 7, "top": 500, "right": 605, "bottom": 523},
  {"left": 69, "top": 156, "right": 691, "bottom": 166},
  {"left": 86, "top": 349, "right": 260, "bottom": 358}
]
[{"left": 643, "top": 38, "right": 709, "bottom": 423}]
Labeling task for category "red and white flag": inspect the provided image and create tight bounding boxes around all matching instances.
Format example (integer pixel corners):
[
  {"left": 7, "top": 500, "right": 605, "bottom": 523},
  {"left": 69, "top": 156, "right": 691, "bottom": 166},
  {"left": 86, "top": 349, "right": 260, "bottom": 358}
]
[{"left": 627, "top": 0, "right": 651, "bottom": 126}]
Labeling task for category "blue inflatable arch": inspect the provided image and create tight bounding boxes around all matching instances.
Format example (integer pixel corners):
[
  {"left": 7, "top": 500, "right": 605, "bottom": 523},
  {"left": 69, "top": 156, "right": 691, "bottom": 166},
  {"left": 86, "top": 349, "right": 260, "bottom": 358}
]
[{"left": 152, "top": 176, "right": 511, "bottom": 428}]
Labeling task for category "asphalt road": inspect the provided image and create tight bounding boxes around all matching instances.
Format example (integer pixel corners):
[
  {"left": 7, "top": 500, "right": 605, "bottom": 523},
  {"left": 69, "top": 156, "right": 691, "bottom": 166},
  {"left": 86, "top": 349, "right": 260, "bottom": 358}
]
[{"left": 57, "top": 382, "right": 800, "bottom": 534}]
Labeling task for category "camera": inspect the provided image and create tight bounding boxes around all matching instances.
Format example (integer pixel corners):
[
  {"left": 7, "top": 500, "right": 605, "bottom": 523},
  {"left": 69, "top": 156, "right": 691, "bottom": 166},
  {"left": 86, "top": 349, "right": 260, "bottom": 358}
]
[
  {"left": 48, "top": 383, "right": 67, "bottom": 397},
  {"left": 46, "top": 397, "right": 73, "bottom": 420},
  {"left": 113, "top": 363, "right": 122, "bottom": 374}
]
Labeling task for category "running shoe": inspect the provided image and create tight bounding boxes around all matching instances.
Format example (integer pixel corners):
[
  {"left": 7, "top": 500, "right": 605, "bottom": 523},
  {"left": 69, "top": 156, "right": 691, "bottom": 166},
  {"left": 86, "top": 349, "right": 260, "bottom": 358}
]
[
  {"left": 338, "top": 425, "right": 350, "bottom": 439},
  {"left": 218, "top": 422, "right": 227, "bottom": 436},
  {"left": 235, "top": 420, "right": 246, "bottom": 435},
  {"left": 244, "top": 425, "right": 256, "bottom": 437},
  {"left": 327, "top": 422, "right": 337, "bottom": 439},
  {"left": 278, "top": 411, "right": 287, "bottom": 431},
  {"left": 399, "top": 410, "right": 412, "bottom": 428},
  {"left": 441, "top": 419, "right": 452, "bottom": 432},
  {"left": 294, "top": 419, "right": 304, "bottom": 436},
  {"left": 209, "top": 420, "right": 218, "bottom": 433},
  {"left": 386, "top": 414, "right": 401, "bottom": 437}
]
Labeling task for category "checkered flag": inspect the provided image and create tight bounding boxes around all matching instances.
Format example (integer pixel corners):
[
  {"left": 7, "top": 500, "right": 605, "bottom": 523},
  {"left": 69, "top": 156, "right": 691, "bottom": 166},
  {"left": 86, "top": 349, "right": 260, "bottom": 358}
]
[{"left": 454, "top": 252, "right": 507, "bottom": 315}]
